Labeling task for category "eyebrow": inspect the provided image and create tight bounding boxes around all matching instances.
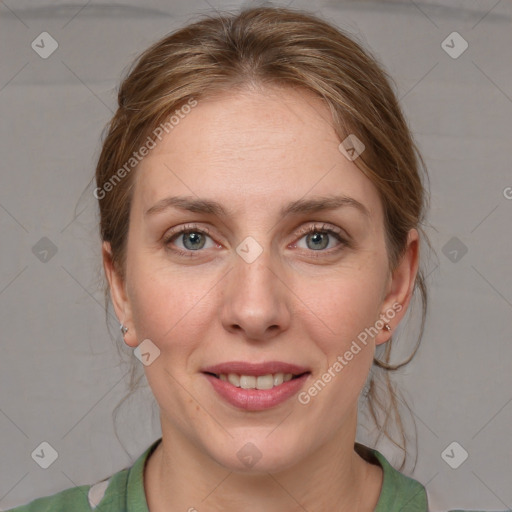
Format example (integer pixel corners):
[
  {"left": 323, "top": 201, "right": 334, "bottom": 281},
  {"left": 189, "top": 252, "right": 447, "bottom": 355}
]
[{"left": 144, "top": 194, "right": 371, "bottom": 219}]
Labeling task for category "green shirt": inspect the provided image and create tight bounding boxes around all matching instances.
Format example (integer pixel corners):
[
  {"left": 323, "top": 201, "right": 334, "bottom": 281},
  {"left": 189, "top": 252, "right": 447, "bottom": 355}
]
[{"left": 5, "top": 438, "right": 507, "bottom": 512}]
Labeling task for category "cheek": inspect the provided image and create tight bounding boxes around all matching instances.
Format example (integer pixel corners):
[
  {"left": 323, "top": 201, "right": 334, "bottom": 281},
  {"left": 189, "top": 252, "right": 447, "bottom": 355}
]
[
  {"left": 130, "top": 251, "right": 229, "bottom": 378},
  {"left": 292, "top": 273, "right": 383, "bottom": 425},
  {"left": 127, "top": 258, "right": 216, "bottom": 355},
  {"left": 295, "top": 261, "right": 386, "bottom": 349},
  {"left": 126, "top": 264, "right": 216, "bottom": 428},
  {"left": 292, "top": 254, "right": 387, "bottom": 401}
]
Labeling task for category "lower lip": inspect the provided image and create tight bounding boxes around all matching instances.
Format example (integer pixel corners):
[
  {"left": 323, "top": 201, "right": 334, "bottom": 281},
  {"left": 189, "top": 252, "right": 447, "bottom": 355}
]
[{"left": 203, "top": 373, "right": 310, "bottom": 411}]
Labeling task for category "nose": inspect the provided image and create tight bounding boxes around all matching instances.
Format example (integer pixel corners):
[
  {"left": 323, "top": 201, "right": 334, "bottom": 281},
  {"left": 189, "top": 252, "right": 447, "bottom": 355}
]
[{"left": 220, "top": 247, "right": 292, "bottom": 341}]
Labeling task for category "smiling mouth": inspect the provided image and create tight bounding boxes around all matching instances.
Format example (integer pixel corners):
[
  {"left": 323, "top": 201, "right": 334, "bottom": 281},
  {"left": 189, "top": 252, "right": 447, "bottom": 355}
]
[{"left": 203, "top": 371, "right": 310, "bottom": 390}]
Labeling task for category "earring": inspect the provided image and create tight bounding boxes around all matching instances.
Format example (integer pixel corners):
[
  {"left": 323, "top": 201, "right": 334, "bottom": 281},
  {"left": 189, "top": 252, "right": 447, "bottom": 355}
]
[
  {"left": 120, "top": 324, "right": 129, "bottom": 335},
  {"left": 384, "top": 324, "right": 391, "bottom": 332}
]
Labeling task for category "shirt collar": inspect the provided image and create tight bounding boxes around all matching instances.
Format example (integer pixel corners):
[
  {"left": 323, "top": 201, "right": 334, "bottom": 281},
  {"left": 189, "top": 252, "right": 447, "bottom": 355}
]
[
  {"left": 126, "top": 438, "right": 427, "bottom": 512},
  {"left": 126, "top": 437, "right": 162, "bottom": 511}
]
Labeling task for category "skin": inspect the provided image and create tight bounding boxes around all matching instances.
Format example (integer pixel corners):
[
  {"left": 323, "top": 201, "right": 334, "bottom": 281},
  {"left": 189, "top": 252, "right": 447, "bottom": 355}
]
[{"left": 103, "top": 85, "right": 419, "bottom": 511}]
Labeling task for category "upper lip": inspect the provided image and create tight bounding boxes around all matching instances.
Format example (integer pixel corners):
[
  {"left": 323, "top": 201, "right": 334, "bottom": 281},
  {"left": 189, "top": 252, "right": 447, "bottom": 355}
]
[{"left": 201, "top": 361, "right": 310, "bottom": 377}]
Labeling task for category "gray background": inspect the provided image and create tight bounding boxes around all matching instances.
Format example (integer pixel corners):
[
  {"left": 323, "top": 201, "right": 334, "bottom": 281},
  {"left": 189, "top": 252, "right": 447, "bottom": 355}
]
[{"left": 1, "top": 0, "right": 511, "bottom": 510}]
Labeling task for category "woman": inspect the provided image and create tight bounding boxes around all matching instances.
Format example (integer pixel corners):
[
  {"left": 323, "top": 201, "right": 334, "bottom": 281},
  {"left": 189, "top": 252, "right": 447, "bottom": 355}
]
[{"left": 7, "top": 6, "right": 506, "bottom": 512}]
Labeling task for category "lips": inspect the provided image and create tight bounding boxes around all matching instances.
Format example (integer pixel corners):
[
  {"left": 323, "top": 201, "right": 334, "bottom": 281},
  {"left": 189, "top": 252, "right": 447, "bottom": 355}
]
[
  {"left": 201, "top": 361, "right": 310, "bottom": 377},
  {"left": 201, "top": 361, "right": 311, "bottom": 410}
]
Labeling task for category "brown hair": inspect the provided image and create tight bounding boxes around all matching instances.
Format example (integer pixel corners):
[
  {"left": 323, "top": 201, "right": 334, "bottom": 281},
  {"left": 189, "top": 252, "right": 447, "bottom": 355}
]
[{"left": 95, "top": 6, "right": 430, "bottom": 471}]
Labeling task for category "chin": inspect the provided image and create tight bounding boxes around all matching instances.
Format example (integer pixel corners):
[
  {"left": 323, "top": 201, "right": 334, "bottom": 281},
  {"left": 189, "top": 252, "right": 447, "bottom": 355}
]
[{"left": 205, "top": 435, "right": 304, "bottom": 474}]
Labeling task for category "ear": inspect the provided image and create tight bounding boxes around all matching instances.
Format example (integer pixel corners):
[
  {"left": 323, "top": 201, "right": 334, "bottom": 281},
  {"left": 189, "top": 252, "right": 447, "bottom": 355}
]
[
  {"left": 102, "top": 241, "right": 138, "bottom": 347},
  {"left": 374, "top": 228, "right": 420, "bottom": 346}
]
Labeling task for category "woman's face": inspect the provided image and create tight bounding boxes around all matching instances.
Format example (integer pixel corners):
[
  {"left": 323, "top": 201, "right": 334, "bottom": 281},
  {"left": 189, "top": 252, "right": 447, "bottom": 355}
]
[{"left": 104, "top": 85, "right": 418, "bottom": 472}]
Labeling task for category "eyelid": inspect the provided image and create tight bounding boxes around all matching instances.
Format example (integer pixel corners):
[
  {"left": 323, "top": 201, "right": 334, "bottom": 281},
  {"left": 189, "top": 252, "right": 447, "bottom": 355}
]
[
  {"left": 293, "top": 222, "right": 347, "bottom": 239},
  {"left": 290, "top": 222, "right": 350, "bottom": 253},
  {"left": 163, "top": 221, "right": 350, "bottom": 255},
  {"left": 163, "top": 223, "right": 214, "bottom": 244}
]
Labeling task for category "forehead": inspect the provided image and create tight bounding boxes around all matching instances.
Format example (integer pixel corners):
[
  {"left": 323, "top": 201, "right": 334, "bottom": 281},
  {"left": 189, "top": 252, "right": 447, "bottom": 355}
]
[{"left": 133, "top": 86, "right": 382, "bottom": 222}]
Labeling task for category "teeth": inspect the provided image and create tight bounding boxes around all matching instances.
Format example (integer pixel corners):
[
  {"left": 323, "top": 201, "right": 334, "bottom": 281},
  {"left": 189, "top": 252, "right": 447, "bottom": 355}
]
[
  {"left": 227, "top": 373, "right": 240, "bottom": 387},
  {"left": 256, "top": 374, "right": 274, "bottom": 390},
  {"left": 273, "top": 373, "right": 284, "bottom": 386},
  {"left": 240, "top": 375, "right": 256, "bottom": 389},
  {"left": 219, "top": 372, "right": 297, "bottom": 389}
]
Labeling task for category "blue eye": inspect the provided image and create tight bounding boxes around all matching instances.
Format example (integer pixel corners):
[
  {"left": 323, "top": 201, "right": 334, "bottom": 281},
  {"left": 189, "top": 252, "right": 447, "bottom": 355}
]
[
  {"left": 299, "top": 229, "right": 337, "bottom": 251},
  {"left": 163, "top": 222, "right": 348, "bottom": 258},
  {"left": 293, "top": 224, "right": 347, "bottom": 255},
  {"left": 164, "top": 225, "right": 215, "bottom": 256},
  {"left": 177, "top": 231, "right": 210, "bottom": 250}
]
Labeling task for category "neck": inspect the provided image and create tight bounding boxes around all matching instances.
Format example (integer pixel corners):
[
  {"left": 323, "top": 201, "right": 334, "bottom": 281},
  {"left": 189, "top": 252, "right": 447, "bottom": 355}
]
[{"left": 144, "top": 412, "right": 382, "bottom": 512}]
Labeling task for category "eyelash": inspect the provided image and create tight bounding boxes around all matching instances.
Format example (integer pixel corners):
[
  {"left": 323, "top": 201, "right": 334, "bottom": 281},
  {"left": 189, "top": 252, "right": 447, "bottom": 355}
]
[{"left": 163, "top": 223, "right": 349, "bottom": 259}]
